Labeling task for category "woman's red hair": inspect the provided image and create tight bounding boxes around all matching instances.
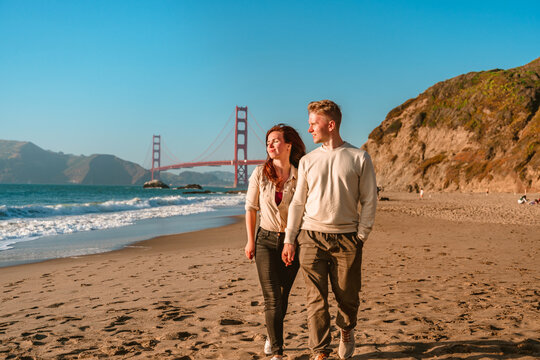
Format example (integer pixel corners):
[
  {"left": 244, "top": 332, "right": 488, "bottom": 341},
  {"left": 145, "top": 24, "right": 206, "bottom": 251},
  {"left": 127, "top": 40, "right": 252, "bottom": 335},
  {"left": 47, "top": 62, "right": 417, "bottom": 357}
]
[{"left": 263, "top": 124, "right": 306, "bottom": 185}]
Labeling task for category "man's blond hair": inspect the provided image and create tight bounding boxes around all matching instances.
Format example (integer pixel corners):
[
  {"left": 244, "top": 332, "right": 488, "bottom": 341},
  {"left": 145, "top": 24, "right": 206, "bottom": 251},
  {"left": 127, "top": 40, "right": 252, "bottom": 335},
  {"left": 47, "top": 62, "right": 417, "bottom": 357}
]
[{"left": 307, "top": 100, "right": 342, "bottom": 129}]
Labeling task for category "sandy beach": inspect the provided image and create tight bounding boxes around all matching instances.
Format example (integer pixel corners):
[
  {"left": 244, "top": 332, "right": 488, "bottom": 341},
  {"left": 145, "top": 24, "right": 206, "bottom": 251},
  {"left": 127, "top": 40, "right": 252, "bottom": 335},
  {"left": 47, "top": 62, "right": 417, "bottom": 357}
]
[{"left": 1, "top": 192, "right": 539, "bottom": 359}]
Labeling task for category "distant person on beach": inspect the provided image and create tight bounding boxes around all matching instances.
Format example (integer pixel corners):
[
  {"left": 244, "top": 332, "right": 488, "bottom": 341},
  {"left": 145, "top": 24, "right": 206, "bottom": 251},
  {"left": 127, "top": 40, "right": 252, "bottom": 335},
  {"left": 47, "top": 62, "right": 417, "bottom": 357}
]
[
  {"left": 244, "top": 124, "right": 306, "bottom": 360},
  {"left": 281, "top": 100, "right": 378, "bottom": 359},
  {"left": 518, "top": 194, "right": 528, "bottom": 204},
  {"left": 419, "top": 188, "right": 424, "bottom": 200}
]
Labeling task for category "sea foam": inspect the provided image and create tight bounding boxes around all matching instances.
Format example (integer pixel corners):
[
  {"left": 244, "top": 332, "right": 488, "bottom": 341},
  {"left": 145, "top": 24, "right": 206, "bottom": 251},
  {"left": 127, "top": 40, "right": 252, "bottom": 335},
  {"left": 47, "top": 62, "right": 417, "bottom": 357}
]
[
  {"left": 0, "top": 194, "right": 244, "bottom": 250},
  {"left": 0, "top": 195, "right": 217, "bottom": 219}
]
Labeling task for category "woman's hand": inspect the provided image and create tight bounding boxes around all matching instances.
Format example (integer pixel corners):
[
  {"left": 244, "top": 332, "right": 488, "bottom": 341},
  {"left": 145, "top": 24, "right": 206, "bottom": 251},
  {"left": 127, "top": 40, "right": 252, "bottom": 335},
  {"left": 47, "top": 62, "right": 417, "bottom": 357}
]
[
  {"left": 245, "top": 241, "right": 255, "bottom": 260},
  {"left": 245, "top": 210, "right": 257, "bottom": 260}
]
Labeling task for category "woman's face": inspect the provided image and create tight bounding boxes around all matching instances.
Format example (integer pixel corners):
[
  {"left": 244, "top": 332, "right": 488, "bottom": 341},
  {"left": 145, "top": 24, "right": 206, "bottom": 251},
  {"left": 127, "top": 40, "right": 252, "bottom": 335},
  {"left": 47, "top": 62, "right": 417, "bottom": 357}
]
[{"left": 266, "top": 131, "right": 291, "bottom": 161}]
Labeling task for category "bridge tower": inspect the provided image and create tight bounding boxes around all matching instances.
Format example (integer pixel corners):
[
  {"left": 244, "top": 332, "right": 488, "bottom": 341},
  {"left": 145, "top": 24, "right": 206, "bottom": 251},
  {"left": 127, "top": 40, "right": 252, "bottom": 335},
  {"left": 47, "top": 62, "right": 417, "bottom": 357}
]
[
  {"left": 234, "top": 106, "right": 248, "bottom": 187},
  {"left": 151, "top": 135, "right": 161, "bottom": 180}
]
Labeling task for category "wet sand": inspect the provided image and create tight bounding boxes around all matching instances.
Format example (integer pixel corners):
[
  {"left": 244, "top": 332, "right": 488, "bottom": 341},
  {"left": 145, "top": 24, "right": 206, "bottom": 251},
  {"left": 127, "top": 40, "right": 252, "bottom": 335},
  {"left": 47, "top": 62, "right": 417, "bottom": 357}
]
[{"left": 1, "top": 192, "right": 539, "bottom": 359}]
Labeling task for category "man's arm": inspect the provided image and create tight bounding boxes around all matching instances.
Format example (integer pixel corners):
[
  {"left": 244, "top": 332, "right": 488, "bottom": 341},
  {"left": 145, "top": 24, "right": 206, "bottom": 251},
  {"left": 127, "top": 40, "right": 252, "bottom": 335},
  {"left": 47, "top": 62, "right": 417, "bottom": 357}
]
[
  {"left": 284, "top": 159, "right": 308, "bottom": 245},
  {"left": 357, "top": 152, "right": 378, "bottom": 242},
  {"left": 282, "top": 159, "right": 308, "bottom": 265}
]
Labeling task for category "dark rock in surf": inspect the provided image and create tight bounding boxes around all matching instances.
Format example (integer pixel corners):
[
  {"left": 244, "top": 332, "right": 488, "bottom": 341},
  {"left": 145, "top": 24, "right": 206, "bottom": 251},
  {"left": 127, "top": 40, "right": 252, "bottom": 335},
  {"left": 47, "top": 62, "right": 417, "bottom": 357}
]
[
  {"left": 143, "top": 180, "right": 170, "bottom": 189},
  {"left": 176, "top": 184, "right": 203, "bottom": 189}
]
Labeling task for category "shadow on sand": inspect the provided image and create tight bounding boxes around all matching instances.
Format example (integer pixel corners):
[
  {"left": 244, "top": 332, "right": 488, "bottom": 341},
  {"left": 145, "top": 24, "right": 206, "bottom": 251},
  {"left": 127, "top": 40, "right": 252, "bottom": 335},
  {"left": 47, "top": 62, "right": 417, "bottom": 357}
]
[
  {"left": 289, "top": 338, "right": 539, "bottom": 360},
  {"left": 349, "top": 338, "right": 540, "bottom": 359}
]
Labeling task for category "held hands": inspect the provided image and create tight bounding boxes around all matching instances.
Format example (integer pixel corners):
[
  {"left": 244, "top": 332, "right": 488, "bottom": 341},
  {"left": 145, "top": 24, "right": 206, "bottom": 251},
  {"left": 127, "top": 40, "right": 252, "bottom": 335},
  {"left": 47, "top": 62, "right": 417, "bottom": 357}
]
[
  {"left": 244, "top": 241, "right": 255, "bottom": 260},
  {"left": 281, "top": 243, "right": 296, "bottom": 266}
]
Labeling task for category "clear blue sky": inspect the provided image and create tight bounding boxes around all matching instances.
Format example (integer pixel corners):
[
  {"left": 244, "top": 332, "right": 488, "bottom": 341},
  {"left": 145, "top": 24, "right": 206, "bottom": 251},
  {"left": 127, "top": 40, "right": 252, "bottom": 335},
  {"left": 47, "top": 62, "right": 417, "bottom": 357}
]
[{"left": 1, "top": 0, "right": 538, "bottom": 171}]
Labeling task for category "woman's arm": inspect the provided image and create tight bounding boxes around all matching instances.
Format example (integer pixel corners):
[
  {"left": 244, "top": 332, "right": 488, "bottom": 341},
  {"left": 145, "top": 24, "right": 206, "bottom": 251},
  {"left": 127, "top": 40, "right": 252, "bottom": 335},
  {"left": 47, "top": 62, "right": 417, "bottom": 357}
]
[
  {"left": 244, "top": 166, "right": 261, "bottom": 260},
  {"left": 244, "top": 209, "right": 257, "bottom": 259}
]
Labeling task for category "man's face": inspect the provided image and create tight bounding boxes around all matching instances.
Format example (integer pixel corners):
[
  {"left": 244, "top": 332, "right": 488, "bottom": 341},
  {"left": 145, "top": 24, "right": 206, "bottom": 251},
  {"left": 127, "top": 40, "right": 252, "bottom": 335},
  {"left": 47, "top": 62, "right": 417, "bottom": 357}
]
[{"left": 308, "top": 112, "right": 332, "bottom": 144}]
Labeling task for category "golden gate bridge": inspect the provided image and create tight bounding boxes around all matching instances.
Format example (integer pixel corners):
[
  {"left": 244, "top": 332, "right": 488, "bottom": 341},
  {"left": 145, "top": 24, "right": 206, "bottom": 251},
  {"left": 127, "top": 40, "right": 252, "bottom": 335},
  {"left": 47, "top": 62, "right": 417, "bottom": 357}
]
[{"left": 148, "top": 106, "right": 266, "bottom": 187}]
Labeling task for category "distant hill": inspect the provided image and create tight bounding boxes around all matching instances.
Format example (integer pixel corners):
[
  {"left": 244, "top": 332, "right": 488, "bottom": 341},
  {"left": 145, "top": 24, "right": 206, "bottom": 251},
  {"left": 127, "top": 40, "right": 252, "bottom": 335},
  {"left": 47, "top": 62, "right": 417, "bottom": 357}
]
[
  {"left": 0, "top": 140, "right": 235, "bottom": 186},
  {"left": 0, "top": 140, "right": 74, "bottom": 184},
  {"left": 364, "top": 57, "right": 540, "bottom": 193},
  {"left": 160, "top": 170, "right": 234, "bottom": 187},
  {"left": 0, "top": 140, "right": 151, "bottom": 185}
]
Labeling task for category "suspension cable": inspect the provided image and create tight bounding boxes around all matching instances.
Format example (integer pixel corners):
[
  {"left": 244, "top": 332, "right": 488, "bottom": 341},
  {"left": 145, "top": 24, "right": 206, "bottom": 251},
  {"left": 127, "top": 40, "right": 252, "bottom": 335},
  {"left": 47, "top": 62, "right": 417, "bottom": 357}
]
[
  {"left": 161, "top": 140, "right": 182, "bottom": 165},
  {"left": 142, "top": 141, "right": 152, "bottom": 169},
  {"left": 190, "top": 109, "right": 235, "bottom": 162},
  {"left": 247, "top": 121, "right": 266, "bottom": 147},
  {"left": 247, "top": 109, "right": 268, "bottom": 141},
  {"left": 200, "top": 126, "right": 235, "bottom": 162}
]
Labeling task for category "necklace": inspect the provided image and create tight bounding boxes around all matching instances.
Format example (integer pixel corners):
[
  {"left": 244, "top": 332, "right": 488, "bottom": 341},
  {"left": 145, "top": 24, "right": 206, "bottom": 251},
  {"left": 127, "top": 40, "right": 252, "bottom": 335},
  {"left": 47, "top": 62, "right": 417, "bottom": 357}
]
[{"left": 275, "top": 172, "right": 289, "bottom": 192}]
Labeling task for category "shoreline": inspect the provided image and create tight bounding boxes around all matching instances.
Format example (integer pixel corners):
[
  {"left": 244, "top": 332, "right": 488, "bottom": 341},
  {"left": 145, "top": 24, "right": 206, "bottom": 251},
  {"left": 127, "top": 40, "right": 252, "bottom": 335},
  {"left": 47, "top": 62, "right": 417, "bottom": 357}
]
[
  {"left": 0, "top": 214, "right": 245, "bottom": 273},
  {"left": 0, "top": 206, "right": 245, "bottom": 269},
  {"left": 0, "top": 183, "right": 246, "bottom": 268},
  {"left": 2, "top": 190, "right": 537, "bottom": 270},
  {"left": 1, "top": 194, "right": 539, "bottom": 359}
]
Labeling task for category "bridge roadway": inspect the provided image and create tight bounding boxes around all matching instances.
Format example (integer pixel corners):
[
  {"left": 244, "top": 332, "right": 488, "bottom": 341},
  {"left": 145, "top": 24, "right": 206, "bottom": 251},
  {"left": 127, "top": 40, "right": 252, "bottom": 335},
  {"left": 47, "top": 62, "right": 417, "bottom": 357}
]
[{"left": 153, "top": 159, "right": 265, "bottom": 171}]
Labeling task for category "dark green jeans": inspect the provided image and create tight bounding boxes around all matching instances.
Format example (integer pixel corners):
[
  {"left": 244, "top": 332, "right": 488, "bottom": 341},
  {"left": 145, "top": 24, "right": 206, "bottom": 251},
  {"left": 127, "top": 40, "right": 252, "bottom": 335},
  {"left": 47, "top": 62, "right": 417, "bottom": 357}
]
[{"left": 255, "top": 228, "right": 299, "bottom": 355}]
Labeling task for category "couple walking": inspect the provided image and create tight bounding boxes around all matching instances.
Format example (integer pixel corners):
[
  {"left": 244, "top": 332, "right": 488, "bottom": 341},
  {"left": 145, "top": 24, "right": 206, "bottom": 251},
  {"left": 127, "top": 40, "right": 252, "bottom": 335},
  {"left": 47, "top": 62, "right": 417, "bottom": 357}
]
[{"left": 244, "top": 100, "right": 378, "bottom": 359}]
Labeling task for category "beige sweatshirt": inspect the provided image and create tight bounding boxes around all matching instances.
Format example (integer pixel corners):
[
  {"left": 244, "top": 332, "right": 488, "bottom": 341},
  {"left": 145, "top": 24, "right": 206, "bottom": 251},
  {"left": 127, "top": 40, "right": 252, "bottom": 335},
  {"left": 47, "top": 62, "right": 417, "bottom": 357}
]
[{"left": 284, "top": 142, "right": 377, "bottom": 245}]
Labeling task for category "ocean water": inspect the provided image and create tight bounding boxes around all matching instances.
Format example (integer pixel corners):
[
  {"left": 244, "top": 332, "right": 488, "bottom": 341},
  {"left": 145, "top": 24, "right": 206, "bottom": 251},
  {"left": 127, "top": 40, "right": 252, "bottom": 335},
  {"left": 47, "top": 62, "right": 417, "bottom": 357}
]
[{"left": 0, "top": 184, "right": 246, "bottom": 267}]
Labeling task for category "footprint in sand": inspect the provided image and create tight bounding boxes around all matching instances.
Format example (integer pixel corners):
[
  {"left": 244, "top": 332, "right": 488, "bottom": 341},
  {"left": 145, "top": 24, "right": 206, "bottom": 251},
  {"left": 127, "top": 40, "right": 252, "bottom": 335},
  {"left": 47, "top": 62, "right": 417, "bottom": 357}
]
[
  {"left": 103, "top": 315, "right": 133, "bottom": 332},
  {"left": 219, "top": 318, "right": 243, "bottom": 325},
  {"left": 45, "top": 302, "right": 64, "bottom": 309},
  {"left": 164, "top": 331, "right": 197, "bottom": 341},
  {"left": 60, "top": 316, "right": 83, "bottom": 324}
]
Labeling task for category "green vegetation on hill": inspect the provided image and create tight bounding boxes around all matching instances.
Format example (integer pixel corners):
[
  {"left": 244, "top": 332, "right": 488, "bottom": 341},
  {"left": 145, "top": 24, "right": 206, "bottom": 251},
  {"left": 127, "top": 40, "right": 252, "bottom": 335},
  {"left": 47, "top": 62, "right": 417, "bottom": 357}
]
[{"left": 366, "top": 58, "right": 540, "bottom": 192}]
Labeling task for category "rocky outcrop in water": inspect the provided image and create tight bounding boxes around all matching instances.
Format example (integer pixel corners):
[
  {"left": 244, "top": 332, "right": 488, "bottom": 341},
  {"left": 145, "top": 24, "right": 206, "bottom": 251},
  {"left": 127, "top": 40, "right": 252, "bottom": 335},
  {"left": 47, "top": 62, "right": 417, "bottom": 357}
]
[
  {"left": 143, "top": 180, "right": 170, "bottom": 189},
  {"left": 176, "top": 184, "right": 203, "bottom": 189}
]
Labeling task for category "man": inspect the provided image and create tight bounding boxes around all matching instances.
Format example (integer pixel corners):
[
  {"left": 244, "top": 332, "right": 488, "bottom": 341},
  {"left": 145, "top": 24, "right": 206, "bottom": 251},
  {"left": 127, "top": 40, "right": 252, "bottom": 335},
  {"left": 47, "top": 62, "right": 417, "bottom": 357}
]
[{"left": 282, "top": 100, "right": 377, "bottom": 359}]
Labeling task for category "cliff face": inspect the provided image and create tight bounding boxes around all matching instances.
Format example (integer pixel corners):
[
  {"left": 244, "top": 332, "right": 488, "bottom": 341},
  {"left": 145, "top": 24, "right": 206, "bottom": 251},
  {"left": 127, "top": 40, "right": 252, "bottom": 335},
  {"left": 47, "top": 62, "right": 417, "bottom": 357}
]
[{"left": 364, "top": 58, "right": 540, "bottom": 193}]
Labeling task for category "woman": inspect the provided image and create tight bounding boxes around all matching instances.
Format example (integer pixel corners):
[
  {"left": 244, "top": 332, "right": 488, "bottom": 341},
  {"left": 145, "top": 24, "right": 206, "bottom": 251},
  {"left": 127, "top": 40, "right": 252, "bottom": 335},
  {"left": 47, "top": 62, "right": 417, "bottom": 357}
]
[{"left": 245, "top": 124, "right": 306, "bottom": 359}]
